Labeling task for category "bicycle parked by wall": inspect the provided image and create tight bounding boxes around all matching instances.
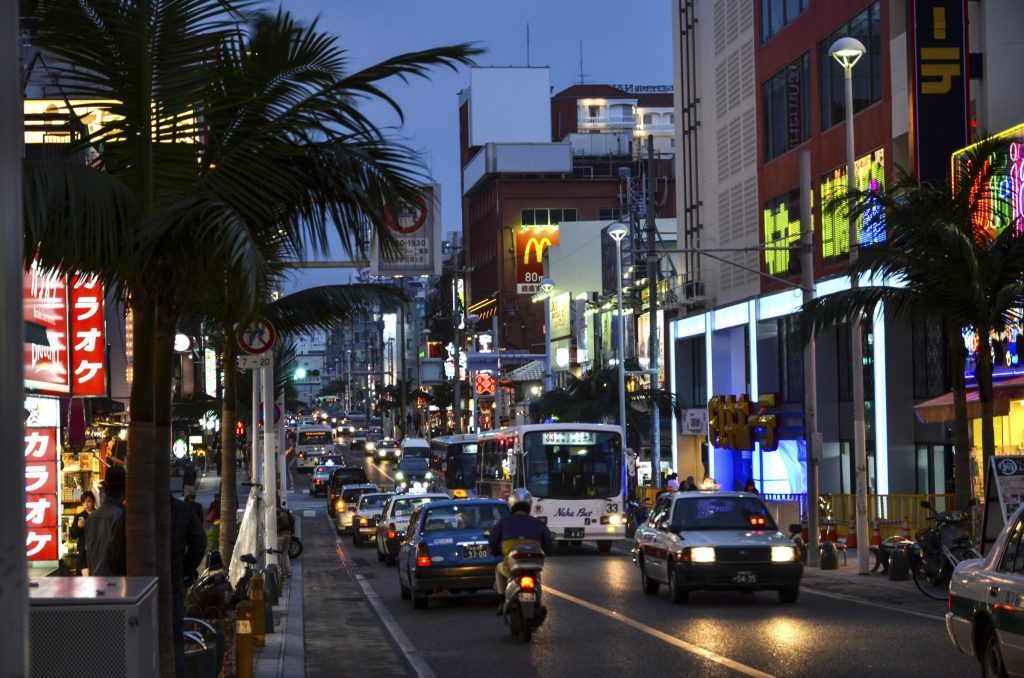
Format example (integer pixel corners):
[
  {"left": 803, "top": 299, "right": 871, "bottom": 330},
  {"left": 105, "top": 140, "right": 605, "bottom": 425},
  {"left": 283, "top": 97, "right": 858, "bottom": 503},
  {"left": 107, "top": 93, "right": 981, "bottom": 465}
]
[{"left": 913, "top": 499, "right": 981, "bottom": 600}]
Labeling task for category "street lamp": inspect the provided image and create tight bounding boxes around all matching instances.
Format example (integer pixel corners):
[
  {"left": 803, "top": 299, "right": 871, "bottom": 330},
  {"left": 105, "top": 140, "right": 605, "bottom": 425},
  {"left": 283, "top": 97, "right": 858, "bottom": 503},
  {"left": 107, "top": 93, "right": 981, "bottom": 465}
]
[
  {"left": 830, "top": 35, "right": 869, "bottom": 575},
  {"left": 540, "top": 278, "right": 554, "bottom": 391},
  {"left": 608, "top": 224, "right": 629, "bottom": 440}
]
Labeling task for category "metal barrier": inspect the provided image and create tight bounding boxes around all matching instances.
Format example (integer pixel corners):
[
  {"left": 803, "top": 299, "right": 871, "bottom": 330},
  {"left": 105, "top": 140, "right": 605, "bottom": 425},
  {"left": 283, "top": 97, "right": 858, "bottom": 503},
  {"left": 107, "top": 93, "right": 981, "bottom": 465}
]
[{"left": 761, "top": 492, "right": 956, "bottom": 540}]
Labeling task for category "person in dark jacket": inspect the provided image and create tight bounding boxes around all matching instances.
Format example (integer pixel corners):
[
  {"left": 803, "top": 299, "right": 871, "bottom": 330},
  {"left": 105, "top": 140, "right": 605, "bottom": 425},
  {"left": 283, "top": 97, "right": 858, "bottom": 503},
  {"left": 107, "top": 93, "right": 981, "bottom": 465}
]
[
  {"left": 276, "top": 501, "right": 296, "bottom": 578},
  {"left": 185, "top": 494, "right": 204, "bottom": 527},
  {"left": 67, "top": 490, "right": 96, "bottom": 574},
  {"left": 488, "top": 489, "right": 552, "bottom": 599},
  {"left": 81, "top": 467, "right": 126, "bottom": 576},
  {"left": 171, "top": 495, "right": 207, "bottom": 678}
]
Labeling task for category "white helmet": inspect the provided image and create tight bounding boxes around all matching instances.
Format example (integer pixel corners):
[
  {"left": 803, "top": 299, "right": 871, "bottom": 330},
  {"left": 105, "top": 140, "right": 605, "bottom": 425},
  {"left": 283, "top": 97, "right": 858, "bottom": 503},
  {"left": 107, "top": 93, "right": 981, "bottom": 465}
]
[{"left": 507, "top": 488, "right": 533, "bottom": 513}]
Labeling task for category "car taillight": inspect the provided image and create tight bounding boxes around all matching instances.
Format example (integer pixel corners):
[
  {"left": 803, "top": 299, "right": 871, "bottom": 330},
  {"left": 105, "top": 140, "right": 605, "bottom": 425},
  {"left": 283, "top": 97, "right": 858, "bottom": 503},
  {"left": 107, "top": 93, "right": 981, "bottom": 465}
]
[
  {"left": 359, "top": 518, "right": 368, "bottom": 525},
  {"left": 387, "top": 522, "right": 397, "bottom": 539},
  {"left": 336, "top": 500, "right": 345, "bottom": 512},
  {"left": 519, "top": 575, "right": 536, "bottom": 592},
  {"left": 416, "top": 543, "right": 431, "bottom": 568}
]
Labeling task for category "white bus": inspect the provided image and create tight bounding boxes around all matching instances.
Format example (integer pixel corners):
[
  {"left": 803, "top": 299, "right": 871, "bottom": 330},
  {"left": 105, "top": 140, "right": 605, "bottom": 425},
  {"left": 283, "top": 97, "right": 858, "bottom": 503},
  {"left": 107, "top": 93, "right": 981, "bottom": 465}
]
[
  {"left": 476, "top": 423, "right": 627, "bottom": 552},
  {"left": 295, "top": 424, "right": 336, "bottom": 470}
]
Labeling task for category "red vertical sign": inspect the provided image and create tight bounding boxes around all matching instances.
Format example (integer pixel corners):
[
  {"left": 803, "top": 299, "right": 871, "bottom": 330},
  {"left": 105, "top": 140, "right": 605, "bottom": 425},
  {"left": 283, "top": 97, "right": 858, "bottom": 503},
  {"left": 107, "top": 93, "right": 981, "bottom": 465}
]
[
  {"left": 25, "top": 427, "right": 60, "bottom": 561},
  {"left": 23, "top": 262, "right": 70, "bottom": 394},
  {"left": 70, "top": 274, "right": 106, "bottom": 396}
]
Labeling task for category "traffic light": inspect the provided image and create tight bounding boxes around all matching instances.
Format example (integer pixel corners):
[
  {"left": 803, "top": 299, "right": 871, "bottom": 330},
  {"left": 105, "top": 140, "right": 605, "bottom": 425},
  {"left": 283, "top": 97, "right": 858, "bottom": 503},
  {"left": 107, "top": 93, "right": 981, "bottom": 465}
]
[{"left": 294, "top": 367, "right": 307, "bottom": 380}]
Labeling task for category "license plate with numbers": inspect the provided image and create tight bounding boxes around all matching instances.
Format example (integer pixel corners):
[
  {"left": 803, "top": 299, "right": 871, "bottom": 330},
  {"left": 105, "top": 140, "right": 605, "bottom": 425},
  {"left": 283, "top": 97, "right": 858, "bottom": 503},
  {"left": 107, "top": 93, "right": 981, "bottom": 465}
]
[
  {"left": 462, "top": 544, "right": 488, "bottom": 559},
  {"left": 519, "top": 592, "right": 536, "bottom": 602},
  {"left": 732, "top": 571, "right": 757, "bottom": 584},
  {"left": 564, "top": 528, "right": 585, "bottom": 539}
]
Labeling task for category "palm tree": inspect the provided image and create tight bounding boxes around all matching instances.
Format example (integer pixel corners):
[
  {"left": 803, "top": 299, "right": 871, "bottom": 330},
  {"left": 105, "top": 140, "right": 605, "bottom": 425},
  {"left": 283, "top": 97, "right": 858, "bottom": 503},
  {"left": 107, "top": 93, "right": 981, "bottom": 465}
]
[
  {"left": 27, "top": 1, "right": 479, "bottom": 671},
  {"left": 530, "top": 364, "right": 679, "bottom": 452},
  {"left": 800, "top": 136, "right": 1024, "bottom": 509}
]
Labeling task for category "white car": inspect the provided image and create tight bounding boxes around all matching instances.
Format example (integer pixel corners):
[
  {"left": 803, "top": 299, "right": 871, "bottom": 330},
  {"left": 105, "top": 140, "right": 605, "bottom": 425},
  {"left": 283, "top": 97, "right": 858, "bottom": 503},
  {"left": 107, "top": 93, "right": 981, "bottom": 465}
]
[
  {"left": 375, "top": 492, "right": 449, "bottom": 566},
  {"left": 947, "top": 505, "right": 1024, "bottom": 676},
  {"left": 632, "top": 491, "right": 802, "bottom": 604},
  {"left": 334, "top": 483, "right": 379, "bottom": 534}
]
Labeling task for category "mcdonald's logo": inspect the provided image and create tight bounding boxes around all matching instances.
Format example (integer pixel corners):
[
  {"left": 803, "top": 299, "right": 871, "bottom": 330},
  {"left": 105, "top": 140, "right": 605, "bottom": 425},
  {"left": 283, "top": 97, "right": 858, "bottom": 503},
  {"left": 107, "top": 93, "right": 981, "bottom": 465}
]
[{"left": 522, "top": 237, "right": 553, "bottom": 264}]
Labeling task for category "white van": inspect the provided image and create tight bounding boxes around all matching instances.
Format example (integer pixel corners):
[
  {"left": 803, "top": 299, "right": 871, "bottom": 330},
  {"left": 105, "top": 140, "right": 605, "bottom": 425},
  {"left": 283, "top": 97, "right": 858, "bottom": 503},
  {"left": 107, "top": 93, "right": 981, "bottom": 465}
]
[
  {"left": 295, "top": 424, "right": 336, "bottom": 470},
  {"left": 400, "top": 437, "right": 431, "bottom": 460}
]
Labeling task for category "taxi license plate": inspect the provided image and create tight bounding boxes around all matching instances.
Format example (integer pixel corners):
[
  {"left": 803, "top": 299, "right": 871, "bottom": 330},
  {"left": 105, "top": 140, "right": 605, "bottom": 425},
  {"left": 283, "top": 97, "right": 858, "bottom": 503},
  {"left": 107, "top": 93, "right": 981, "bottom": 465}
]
[
  {"left": 732, "top": 571, "right": 757, "bottom": 584},
  {"left": 463, "top": 544, "right": 488, "bottom": 559},
  {"left": 564, "top": 528, "right": 585, "bottom": 539},
  {"left": 519, "top": 592, "right": 536, "bottom": 602}
]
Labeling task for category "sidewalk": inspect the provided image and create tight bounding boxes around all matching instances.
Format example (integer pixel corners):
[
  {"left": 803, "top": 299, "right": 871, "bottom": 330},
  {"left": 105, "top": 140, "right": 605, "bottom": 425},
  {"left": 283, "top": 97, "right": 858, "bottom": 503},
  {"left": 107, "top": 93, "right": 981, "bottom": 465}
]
[{"left": 799, "top": 547, "right": 950, "bottom": 617}]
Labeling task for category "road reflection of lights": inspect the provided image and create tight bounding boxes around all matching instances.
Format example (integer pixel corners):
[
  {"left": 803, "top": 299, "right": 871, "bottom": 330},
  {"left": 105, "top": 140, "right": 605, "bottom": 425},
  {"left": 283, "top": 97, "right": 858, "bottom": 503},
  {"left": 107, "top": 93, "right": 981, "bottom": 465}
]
[{"left": 767, "top": 618, "right": 803, "bottom": 646}]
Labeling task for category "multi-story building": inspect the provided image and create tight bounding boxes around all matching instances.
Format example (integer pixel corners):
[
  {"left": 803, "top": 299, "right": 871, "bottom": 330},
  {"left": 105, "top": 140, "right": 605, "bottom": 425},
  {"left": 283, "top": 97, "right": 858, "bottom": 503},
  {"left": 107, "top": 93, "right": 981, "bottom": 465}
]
[{"left": 669, "top": 0, "right": 1024, "bottom": 496}]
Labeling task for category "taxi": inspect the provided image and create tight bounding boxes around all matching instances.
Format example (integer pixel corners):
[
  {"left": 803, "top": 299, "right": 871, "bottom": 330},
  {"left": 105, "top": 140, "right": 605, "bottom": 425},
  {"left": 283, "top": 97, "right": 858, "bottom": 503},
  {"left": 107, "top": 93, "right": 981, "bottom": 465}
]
[
  {"left": 375, "top": 492, "right": 449, "bottom": 566},
  {"left": 947, "top": 505, "right": 1024, "bottom": 677},
  {"left": 632, "top": 490, "right": 802, "bottom": 604}
]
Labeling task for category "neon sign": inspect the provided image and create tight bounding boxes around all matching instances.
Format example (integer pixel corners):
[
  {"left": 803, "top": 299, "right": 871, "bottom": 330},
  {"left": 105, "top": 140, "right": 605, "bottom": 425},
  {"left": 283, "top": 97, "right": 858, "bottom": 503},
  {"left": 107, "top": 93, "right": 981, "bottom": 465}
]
[
  {"left": 952, "top": 123, "right": 1024, "bottom": 237},
  {"left": 820, "top": 148, "right": 886, "bottom": 259},
  {"left": 763, "top": 189, "right": 803, "bottom": 276}
]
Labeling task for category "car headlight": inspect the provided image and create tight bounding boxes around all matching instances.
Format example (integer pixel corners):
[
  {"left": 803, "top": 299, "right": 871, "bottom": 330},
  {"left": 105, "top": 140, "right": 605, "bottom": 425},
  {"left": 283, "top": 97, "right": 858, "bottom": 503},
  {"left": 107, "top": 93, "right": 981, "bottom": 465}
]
[
  {"left": 771, "top": 546, "right": 798, "bottom": 563},
  {"left": 367, "top": 443, "right": 376, "bottom": 450},
  {"left": 396, "top": 472, "right": 404, "bottom": 480},
  {"left": 690, "top": 547, "right": 716, "bottom": 563},
  {"left": 606, "top": 514, "right": 623, "bottom": 526},
  {"left": 425, "top": 472, "right": 433, "bottom": 479}
]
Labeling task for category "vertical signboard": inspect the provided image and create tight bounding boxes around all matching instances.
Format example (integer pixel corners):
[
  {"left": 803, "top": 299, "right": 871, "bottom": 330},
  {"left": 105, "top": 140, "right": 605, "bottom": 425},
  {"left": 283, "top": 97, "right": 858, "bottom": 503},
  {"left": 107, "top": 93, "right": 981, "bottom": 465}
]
[
  {"left": 516, "top": 227, "right": 559, "bottom": 294},
  {"left": 909, "top": 0, "right": 969, "bottom": 184},
  {"left": 24, "top": 261, "right": 70, "bottom": 394},
  {"left": 370, "top": 184, "right": 442, "bottom": 277},
  {"left": 69, "top": 274, "right": 106, "bottom": 396},
  {"left": 25, "top": 427, "right": 60, "bottom": 561}
]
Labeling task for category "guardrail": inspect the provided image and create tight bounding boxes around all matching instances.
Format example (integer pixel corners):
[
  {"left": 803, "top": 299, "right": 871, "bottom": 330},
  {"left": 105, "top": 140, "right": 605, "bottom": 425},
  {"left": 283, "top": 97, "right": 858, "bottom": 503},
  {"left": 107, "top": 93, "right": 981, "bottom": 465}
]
[{"left": 762, "top": 492, "right": 957, "bottom": 540}]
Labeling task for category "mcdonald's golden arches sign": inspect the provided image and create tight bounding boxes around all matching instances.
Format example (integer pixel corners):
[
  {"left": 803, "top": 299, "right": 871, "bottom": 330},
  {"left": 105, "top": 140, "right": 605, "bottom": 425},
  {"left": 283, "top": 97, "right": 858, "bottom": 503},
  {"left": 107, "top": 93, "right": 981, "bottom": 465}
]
[{"left": 515, "top": 227, "right": 559, "bottom": 294}]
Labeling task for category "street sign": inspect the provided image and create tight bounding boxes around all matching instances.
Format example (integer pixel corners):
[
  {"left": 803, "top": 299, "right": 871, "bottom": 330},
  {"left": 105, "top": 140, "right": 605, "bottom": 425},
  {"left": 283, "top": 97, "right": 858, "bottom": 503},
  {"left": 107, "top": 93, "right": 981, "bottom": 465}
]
[
  {"left": 238, "top": 354, "right": 272, "bottom": 370},
  {"left": 237, "top": 317, "right": 276, "bottom": 355},
  {"left": 258, "top": 402, "right": 283, "bottom": 426},
  {"left": 475, "top": 372, "right": 495, "bottom": 396}
]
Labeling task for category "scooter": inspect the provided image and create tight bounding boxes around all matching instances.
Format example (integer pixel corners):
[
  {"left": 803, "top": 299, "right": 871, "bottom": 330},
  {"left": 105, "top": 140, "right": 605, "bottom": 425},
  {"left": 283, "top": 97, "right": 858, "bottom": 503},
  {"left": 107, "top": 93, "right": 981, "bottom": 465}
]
[{"left": 502, "top": 543, "right": 547, "bottom": 643}]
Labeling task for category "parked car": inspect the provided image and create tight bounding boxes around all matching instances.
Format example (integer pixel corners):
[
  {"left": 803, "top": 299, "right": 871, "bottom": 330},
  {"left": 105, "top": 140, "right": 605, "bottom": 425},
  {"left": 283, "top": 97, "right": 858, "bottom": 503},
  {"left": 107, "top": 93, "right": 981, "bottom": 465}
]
[
  {"left": 397, "top": 498, "right": 510, "bottom": 609},
  {"left": 327, "top": 467, "right": 369, "bottom": 517},
  {"left": 395, "top": 457, "right": 434, "bottom": 493},
  {"left": 946, "top": 504, "right": 1021, "bottom": 676},
  {"left": 352, "top": 492, "right": 396, "bottom": 546},
  {"left": 334, "top": 484, "right": 380, "bottom": 534},
  {"left": 373, "top": 438, "right": 402, "bottom": 462},
  {"left": 375, "top": 492, "right": 449, "bottom": 566},
  {"left": 307, "top": 465, "right": 337, "bottom": 497},
  {"left": 632, "top": 491, "right": 803, "bottom": 604}
]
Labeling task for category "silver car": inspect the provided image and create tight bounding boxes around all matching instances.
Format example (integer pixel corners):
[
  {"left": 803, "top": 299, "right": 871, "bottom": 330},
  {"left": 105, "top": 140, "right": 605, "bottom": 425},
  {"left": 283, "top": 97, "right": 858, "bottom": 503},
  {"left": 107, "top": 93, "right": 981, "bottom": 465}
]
[
  {"left": 334, "top": 483, "right": 379, "bottom": 534},
  {"left": 352, "top": 492, "right": 395, "bottom": 546}
]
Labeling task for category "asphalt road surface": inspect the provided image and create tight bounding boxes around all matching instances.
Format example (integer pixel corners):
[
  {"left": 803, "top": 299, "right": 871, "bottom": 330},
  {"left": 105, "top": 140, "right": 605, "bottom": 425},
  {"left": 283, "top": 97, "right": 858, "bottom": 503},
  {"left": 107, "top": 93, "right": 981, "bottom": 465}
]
[{"left": 289, "top": 443, "right": 976, "bottom": 678}]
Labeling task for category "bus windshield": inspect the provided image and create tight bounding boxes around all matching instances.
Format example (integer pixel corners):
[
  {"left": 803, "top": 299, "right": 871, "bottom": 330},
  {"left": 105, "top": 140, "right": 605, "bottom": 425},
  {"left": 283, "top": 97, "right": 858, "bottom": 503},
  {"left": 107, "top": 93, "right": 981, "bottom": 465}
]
[
  {"left": 298, "top": 429, "right": 331, "bottom": 446},
  {"left": 524, "top": 430, "right": 622, "bottom": 499}
]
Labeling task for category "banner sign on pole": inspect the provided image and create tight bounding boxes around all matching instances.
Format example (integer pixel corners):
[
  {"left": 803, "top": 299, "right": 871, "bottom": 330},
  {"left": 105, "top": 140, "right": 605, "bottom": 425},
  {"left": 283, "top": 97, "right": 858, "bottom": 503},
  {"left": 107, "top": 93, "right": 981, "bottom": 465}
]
[{"left": 370, "top": 184, "right": 442, "bottom": 277}]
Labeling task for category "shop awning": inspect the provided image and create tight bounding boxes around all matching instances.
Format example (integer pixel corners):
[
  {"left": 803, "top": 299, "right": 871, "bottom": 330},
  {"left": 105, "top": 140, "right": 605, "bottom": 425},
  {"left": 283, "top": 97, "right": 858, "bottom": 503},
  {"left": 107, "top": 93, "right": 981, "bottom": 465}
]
[
  {"left": 912, "top": 374, "right": 1024, "bottom": 423},
  {"left": 501, "top": 359, "right": 546, "bottom": 383}
]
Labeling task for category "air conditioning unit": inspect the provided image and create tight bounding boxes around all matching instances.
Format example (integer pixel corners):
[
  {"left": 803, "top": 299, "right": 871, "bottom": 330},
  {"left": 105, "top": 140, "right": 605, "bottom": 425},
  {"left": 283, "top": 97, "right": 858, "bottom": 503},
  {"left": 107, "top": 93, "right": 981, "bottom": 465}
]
[{"left": 29, "top": 576, "right": 158, "bottom": 677}]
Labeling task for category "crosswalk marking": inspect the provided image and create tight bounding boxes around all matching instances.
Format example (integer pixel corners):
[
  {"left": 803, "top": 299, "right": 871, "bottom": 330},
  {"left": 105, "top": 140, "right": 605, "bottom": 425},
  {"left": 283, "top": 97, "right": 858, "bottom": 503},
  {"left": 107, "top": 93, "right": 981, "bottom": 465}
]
[{"left": 303, "top": 510, "right": 316, "bottom": 517}]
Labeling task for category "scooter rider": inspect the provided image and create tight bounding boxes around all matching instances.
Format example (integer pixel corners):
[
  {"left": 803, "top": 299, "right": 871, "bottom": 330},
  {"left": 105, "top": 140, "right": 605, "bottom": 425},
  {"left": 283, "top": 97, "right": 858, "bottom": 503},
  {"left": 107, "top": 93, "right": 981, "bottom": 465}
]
[{"left": 489, "top": 488, "right": 553, "bottom": 599}]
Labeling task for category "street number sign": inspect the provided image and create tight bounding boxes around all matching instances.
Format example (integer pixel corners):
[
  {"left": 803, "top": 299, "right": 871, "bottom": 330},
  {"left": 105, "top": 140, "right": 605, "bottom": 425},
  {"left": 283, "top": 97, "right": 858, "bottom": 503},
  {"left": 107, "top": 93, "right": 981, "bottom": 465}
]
[
  {"left": 237, "top": 317, "right": 276, "bottom": 355},
  {"left": 238, "top": 354, "right": 272, "bottom": 370}
]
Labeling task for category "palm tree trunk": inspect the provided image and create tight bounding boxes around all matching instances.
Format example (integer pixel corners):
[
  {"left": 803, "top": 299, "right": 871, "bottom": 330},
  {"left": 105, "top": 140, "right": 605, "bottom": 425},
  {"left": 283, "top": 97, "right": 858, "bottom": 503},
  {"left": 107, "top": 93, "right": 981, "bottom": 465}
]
[
  {"left": 948, "top": 330, "right": 972, "bottom": 510},
  {"left": 977, "top": 335, "right": 997, "bottom": 474},
  {"left": 153, "top": 305, "right": 177, "bottom": 678},
  {"left": 219, "top": 329, "right": 239, "bottom": 562},
  {"left": 126, "top": 300, "right": 157, "bottom": 577}
]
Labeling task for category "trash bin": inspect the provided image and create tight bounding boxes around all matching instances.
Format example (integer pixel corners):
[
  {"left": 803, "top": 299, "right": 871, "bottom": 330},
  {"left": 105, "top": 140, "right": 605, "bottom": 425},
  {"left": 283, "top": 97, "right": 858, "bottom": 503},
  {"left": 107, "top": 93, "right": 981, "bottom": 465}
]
[
  {"left": 888, "top": 544, "right": 912, "bottom": 581},
  {"left": 819, "top": 541, "right": 839, "bottom": 570}
]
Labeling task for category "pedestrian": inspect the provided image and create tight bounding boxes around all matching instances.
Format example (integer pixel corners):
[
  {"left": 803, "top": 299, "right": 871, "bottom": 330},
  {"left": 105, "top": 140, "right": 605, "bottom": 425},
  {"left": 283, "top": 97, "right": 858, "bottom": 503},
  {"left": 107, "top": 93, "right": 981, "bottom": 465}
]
[
  {"left": 185, "top": 493, "right": 204, "bottom": 527},
  {"left": 683, "top": 475, "right": 698, "bottom": 491},
  {"left": 658, "top": 479, "right": 680, "bottom": 497},
  {"left": 81, "top": 466, "right": 126, "bottom": 576},
  {"left": 206, "top": 492, "right": 221, "bottom": 525},
  {"left": 276, "top": 500, "right": 295, "bottom": 579},
  {"left": 182, "top": 461, "right": 198, "bottom": 499},
  {"left": 744, "top": 478, "right": 759, "bottom": 494},
  {"left": 67, "top": 490, "right": 97, "bottom": 574},
  {"left": 170, "top": 495, "right": 207, "bottom": 678}
]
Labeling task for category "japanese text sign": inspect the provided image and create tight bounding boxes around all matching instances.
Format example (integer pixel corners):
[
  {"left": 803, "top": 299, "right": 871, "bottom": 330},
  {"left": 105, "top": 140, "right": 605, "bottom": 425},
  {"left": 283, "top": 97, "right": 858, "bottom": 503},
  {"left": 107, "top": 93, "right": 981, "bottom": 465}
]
[
  {"left": 25, "top": 427, "right": 59, "bottom": 561},
  {"left": 70, "top": 273, "right": 106, "bottom": 396}
]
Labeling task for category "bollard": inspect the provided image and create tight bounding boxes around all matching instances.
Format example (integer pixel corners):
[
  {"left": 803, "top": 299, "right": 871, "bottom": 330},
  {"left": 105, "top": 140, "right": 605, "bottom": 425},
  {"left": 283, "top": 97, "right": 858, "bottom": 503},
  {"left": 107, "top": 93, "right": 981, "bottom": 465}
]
[
  {"left": 263, "top": 567, "right": 279, "bottom": 607},
  {"left": 801, "top": 517, "right": 808, "bottom": 542},
  {"left": 819, "top": 541, "right": 839, "bottom": 570},
  {"left": 847, "top": 517, "right": 857, "bottom": 548},
  {"left": 236, "top": 601, "right": 255, "bottom": 678},
  {"left": 888, "top": 546, "right": 911, "bottom": 581},
  {"left": 250, "top": 571, "right": 266, "bottom": 647}
]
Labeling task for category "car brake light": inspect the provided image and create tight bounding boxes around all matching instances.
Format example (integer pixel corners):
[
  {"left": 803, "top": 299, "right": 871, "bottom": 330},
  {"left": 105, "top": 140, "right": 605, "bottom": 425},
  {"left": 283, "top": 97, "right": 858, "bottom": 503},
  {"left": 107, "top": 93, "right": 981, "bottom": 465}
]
[
  {"left": 519, "top": 575, "right": 536, "bottom": 592},
  {"left": 336, "top": 500, "right": 345, "bottom": 511},
  {"left": 359, "top": 518, "right": 368, "bottom": 525},
  {"left": 388, "top": 522, "right": 397, "bottom": 540},
  {"left": 416, "top": 543, "right": 431, "bottom": 568},
  {"left": 749, "top": 516, "right": 766, "bottom": 528}
]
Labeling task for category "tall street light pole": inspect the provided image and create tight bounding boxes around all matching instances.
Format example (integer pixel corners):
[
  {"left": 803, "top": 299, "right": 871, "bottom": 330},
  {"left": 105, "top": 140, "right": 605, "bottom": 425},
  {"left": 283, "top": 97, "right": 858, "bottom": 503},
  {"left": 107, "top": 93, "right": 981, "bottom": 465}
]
[
  {"left": 541, "top": 279, "right": 554, "bottom": 391},
  {"left": 831, "top": 36, "right": 870, "bottom": 575},
  {"left": 609, "top": 225, "right": 629, "bottom": 447}
]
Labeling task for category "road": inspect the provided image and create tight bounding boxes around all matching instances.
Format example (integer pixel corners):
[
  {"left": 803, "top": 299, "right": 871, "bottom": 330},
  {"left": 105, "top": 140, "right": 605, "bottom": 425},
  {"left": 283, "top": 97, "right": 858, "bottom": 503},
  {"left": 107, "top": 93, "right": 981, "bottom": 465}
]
[{"left": 286, "top": 443, "right": 977, "bottom": 678}]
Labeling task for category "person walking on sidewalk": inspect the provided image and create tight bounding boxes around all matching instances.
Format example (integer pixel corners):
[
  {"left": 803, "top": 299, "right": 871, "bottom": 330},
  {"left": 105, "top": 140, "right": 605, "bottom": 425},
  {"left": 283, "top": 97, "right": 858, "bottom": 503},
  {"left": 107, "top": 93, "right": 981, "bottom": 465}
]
[
  {"left": 81, "top": 467, "right": 126, "bottom": 576},
  {"left": 171, "top": 494, "right": 206, "bottom": 678},
  {"left": 182, "top": 461, "right": 198, "bottom": 499},
  {"left": 276, "top": 500, "right": 295, "bottom": 578}
]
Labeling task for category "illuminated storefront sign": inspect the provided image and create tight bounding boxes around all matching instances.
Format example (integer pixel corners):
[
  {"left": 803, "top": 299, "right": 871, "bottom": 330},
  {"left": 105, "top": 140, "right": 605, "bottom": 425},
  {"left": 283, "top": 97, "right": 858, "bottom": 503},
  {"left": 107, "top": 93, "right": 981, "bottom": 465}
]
[
  {"left": 69, "top": 274, "right": 106, "bottom": 396},
  {"left": 763, "top": 188, "right": 803, "bottom": 276},
  {"left": 951, "top": 122, "right": 1024, "bottom": 238},
  {"left": 25, "top": 427, "right": 60, "bottom": 562},
  {"left": 820, "top": 148, "right": 886, "bottom": 259},
  {"left": 515, "top": 227, "right": 559, "bottom": 294},
  {"left": 24, "top": 261, "right": 70, "bottom": 395}
]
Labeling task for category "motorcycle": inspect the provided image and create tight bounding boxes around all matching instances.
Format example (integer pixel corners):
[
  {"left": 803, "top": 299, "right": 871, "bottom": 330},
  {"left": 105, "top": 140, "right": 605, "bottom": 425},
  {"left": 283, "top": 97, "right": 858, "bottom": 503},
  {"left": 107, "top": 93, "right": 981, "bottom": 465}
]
[
  {"left": 185, "top": 550, "right": 236, "bottom": 619},
  {"left": 502, "top": 543, "right": 547, "bottom": 643},
  {"left": 913, "top": 498, "right": 980, "bottom": 600}
]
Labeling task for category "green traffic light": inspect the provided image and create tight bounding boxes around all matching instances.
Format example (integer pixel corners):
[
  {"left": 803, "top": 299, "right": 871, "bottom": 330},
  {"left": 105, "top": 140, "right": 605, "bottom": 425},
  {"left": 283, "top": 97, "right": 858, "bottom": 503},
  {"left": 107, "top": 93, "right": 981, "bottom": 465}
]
[{"left": 295, "top": 367, "right": 308, "bottom": 380}]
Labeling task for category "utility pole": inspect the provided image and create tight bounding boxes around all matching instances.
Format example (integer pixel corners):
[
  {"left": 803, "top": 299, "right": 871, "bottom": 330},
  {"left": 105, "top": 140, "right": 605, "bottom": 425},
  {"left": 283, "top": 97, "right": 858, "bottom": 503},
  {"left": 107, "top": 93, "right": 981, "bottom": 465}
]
[
  {"left": 450, "top": 251, "right": 463, "bottom": 434},
  {"left": 800, "top": 152, "right": 822, "bottom": 567},
  {"left": 398, "top": 303, "right": 408, "bottom": 438},
  {"left": 645, "top": 135, "right": 661, "bottom": 488}
]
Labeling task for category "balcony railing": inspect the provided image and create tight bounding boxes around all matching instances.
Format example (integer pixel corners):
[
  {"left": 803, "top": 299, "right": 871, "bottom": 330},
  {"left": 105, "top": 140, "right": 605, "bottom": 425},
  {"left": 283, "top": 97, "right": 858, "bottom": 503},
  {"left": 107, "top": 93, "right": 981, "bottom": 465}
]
[
  {"left": 634, "top": 123, "right": 675, "bottom": 133},
  {"left": 578, "top": 115, "right": 636, "bottom": 127}
]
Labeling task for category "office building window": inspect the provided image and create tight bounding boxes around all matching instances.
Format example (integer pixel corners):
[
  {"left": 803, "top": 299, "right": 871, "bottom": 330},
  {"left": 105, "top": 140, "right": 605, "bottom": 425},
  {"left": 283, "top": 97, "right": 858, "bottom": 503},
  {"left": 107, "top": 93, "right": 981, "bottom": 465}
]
[
  {"left": 598, "top": 208, "right": 622, "bottom": 220},
  {"left": 819, "top": 1, "right": 882, "bottom": 131},
  {"left": 762, "top": 52, "right": 811, "bottom": 162},
  {"left": 521, "top": 208, "right": 577, "bottom": 227},
  {"left": 761, "top": 0, "right": 809, "bottom": 42}
]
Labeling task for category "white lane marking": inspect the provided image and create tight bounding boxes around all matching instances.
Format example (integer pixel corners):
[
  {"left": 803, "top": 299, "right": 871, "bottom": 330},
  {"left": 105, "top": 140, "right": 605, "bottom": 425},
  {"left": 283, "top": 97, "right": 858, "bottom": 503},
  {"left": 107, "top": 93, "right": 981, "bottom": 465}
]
[
  {"left": 545, "top": 586, "right": 776, "bottom": 678},
  {"left": 302, "top": 489, "right": 309, "bottom": 494},
  {"left": 303, "top": 510, "right": 315, "bottom": 518},
  {"left": 335, "top": 539, "right": 436, "bottom": 678},
  {"left": 800, "top": 586, "right": 945, "bottom": 622}
]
